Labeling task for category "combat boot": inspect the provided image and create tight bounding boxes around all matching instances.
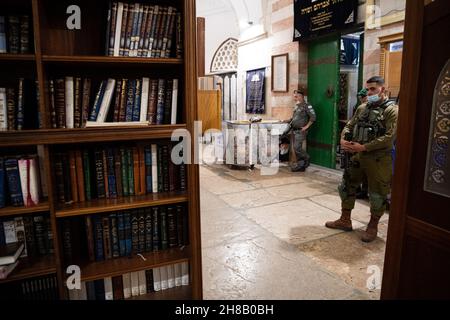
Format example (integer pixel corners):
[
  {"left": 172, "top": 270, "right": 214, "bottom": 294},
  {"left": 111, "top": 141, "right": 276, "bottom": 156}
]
[
  {"left": 325, "top": 209, "right": 353, "bottom": 232},
  {"left": 361, "top": 215, "right": 381, "bottom": 243}
]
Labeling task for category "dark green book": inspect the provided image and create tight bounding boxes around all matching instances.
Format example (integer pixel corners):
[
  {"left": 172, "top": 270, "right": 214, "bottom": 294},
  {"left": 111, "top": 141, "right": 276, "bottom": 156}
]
[{"left": 120, "top": 148, "right": 129, "bottom": 197}]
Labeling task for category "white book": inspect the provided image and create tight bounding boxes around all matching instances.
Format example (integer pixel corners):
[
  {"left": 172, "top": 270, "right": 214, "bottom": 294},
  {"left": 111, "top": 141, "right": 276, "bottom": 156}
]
[
  {"left": 130, "top": 271, "right": 140, "bottom": 297},
  {"left": 0, "top": 260, "right": 19, "bottom": 280},
  {"left": 153, "top": 267, "right": 161, "bottom": 292},
  {"left": 18, "top": 158, "right": 40, "bottom": 207},
  {"left": 140, "top": 78, "right": 150, "bottom": 122},
  {"left": 0, "top": 242, "right": 24, "bottom": 266},
  {"left": 171, "top": 79, "right": 178, "bottom": 125},
  {"left": 181, "top": 262, "right": 190, "bottom": 286},
  {"left": 167, "top": 264, "right": 175, "bottom": 289},
  {"left": 65, "top": 77, "right": 74, "bottom": 129},
  {"left": 85, "top": 121, "right": 149, "bottom": 128},
  {"left": 3, "top": 220, "right": 17, "bottom": 244},
  {"left": 138, "top": 270, "right": 147, "bottom": 295},
  {"left": 174, "top": 263, "right": 182, "bottom": 287},
  {"left": 160, "top": 265, "right": 168, "bottom": 290},
  {"left": 14, "top": 217, "right": 27, "bottom": 257},
  {"left": 113, "top": 2, "right": 124, "bottom": 57},
  {"left": 0, "top": 87, "right": 6, "bottom": 130},
  {"left": 151, "top": 144, "right": 158, "bottom": 193},
  {"left": 79, "top": 282, "right": 88, "bottom": 300},
  {"left": 104, "top": 277, "right": 114, "bottom": 300},
  {"left": 96, "top": 79, "right": 116, "bottom": 123},
  {"left": 122, "top": 273, "right": 132, "bottom": 299}
]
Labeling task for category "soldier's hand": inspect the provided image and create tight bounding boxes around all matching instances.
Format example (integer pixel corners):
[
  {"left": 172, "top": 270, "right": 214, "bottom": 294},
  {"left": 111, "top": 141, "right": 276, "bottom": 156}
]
[
  {"left": 341, "top": 139, "right": 352, "bottom": 148},
  {"left": 343, "top": 142, "right": 367, "bottom": 153}
]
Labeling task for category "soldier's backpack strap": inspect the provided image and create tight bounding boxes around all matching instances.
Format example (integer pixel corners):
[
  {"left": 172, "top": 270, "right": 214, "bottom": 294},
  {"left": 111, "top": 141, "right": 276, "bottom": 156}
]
[{"left": 380, "top": 99, "right": 396, "bottom": 110}]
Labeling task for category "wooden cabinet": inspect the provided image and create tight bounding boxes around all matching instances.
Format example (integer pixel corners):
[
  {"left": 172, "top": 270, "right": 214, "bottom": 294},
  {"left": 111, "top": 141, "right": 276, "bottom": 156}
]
[
  {"left": 197, "top": 90, "right": 221, "bottom": 133},
  {"left": 0, "top": 0, "right": 202, "bottom": 300}
]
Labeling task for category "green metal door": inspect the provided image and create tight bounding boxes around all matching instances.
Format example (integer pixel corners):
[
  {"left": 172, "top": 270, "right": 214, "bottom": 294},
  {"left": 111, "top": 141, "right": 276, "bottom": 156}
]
[{"left": 307, "top": 36, "right": 340, "bottom": 169}]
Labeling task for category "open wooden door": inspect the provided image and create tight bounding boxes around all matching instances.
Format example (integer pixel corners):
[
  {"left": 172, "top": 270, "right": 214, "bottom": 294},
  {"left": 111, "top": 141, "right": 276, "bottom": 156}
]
[{"left": 382, "top": 0, "right": 450, "bottom": 299}]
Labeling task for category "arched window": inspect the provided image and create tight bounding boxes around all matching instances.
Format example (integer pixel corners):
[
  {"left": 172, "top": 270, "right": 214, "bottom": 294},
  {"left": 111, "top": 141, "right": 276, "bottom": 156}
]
[{"left": 210, "top": 38, "right": 238, "bottom": 73}]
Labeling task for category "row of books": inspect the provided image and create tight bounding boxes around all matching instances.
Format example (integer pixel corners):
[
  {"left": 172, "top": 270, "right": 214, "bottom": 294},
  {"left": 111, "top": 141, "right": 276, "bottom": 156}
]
[
  {"left": 63, "top": 205, "right": 188, "bottom": 264},
  {"left": 0, "top": 214, "right": 54, "bottom": 258},
  {"left": 0, "top": 81, "right": 40, "bottom": 131},
  {"left": 48, "top": 77, "right": 179, "bottom": 129},
  {"left": 105, "top": 2, "right": 182, "bottom": 58},
  {"left": 53, "top": 144, "right": 186, "bottom": 205},
  {"left": 0, "top": 15, "right": 32, "bottom": 54},
  {"left": 0, "top": 274, "right": 59, "bottom": 300},
  {"left": 0, "top": 156, "right": 42, "bottom": 208},
  {"left": 68, "top": 262, "right": 189, "bottom": 300}
]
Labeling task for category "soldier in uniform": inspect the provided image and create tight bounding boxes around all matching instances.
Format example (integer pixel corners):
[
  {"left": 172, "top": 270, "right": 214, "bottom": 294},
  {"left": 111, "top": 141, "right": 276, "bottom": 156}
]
[
  {"left": 325, "top": 76, "right": 398, "bottom": 243},
  {"left": 283, "top": 90, "right": 317, "bottom": 172}
]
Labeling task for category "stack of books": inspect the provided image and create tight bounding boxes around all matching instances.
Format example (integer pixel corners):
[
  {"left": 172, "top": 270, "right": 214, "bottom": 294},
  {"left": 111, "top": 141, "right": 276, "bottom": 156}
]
[{"left": 0, "top": 242, "right": 24, "bottom": 280}]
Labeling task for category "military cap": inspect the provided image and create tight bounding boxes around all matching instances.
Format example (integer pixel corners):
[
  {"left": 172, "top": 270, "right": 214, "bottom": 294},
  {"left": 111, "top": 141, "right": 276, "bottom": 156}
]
[{"left": 357, "top": 88, "right": 368, "bottom": 97}]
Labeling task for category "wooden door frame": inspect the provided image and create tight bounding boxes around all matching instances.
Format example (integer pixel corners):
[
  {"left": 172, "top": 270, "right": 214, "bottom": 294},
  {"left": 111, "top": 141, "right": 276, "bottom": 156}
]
[{"left": 380, "top": 0, "right": 424, "bottom": 299}]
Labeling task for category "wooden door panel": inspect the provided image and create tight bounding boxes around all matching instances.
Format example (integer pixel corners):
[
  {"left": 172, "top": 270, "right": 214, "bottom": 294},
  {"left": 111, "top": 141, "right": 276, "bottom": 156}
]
[
  {"left": 382, "top": 0, "right": 450, "bottom": 299},
  {"left": 407, "top": 3, "right": 450, "bottom": 230},
  {"left": 398, "top": 235, "right": 450, "bottom": 299}
]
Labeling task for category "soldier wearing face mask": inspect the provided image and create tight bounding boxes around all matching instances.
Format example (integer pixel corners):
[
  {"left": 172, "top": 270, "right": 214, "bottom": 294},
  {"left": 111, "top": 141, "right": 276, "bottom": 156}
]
[{"left": 325, "top": 76, "right": 399, "bottom": 243}]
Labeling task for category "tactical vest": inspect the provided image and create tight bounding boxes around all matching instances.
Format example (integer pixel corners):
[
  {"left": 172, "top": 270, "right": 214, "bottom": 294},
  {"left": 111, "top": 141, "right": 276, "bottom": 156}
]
[
  {"left": 353, "top": 100, "right": 396, "bottom": 144},
  {"left": 291, "top": 103, "right": 311, "bottom": 129}
]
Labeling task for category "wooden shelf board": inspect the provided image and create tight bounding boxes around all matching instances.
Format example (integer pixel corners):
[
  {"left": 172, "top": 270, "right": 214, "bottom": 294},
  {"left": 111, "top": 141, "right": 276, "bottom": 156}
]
[
  {"left": 0, "top": 54, "right": 35, "bottom": 61},
  {"left": 42, "top": 55, "right": 183, "bottom": 65},
  {"left": 56, "top": 193, "right": 189, "bottom": 218},
  {"left": 76, "top": 248, "right": 190, "bottom": 282},
  {"left": 127, "top": 285, "right": 192, "bottom": 300},
  {"left": 0, "top": 201, "right": 50, "bottom": 218},
  {"left": 0, "top": 255, "right": 57, "bottom": 284},
  {"left": 0, "top": 125, "right": 187, "bottom": 147}
]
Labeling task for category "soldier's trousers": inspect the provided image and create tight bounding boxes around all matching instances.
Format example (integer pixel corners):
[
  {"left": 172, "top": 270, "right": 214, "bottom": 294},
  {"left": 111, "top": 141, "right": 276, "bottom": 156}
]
[
  {"left": 291, "top": 131, "right": 309, "bottom": 169},
  {"left": 339, "top": 153, "right": 392, "bottom": 218}
]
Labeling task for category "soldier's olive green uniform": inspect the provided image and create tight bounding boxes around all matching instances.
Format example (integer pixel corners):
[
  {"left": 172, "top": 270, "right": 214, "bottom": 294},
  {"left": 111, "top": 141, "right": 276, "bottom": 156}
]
[
  {"left": 284, "top": 102, "right": 317, "bottom": 170},
  {"left": 339, "top": 99, "right": 398, "bottom": 217}
]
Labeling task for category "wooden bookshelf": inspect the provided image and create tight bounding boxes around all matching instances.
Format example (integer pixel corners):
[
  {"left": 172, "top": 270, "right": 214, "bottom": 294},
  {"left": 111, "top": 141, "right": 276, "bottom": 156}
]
[
  {"left": 0, "top": 125, "right": 187, "bottom": 147},
  {"left": 0, "top": 0, "right": 202, "bottom": 300},
  {"left": 0, "top": 54, "right": 36, "bottom": 61},
  {"left": 0, "top": 201, "right": 50, "bottom": 218},
  {"left": 42, "top": 55, "right": 183, "bottom": 65},
  {"left": 75, "top": 247, "right": 190, "bottom": 282},
  {"left": 0, "top": 255, "right": 57, "bottom": 284},
  {"left": 56, "top": 192, "right": 188, "bottom": 218}
]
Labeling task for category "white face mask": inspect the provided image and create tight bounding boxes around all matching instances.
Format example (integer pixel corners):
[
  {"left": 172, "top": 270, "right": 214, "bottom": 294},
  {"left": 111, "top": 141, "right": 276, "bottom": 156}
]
[
  {"left": 367, "top": 88, "right": 383, "bottom": 104},
  {"left": 367, "top": 94, "right": 381, "bottom": 104}
]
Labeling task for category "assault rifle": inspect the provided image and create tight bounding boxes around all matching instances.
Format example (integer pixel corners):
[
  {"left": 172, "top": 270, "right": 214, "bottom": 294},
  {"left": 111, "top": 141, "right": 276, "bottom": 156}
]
[{"left": 340, "top": 132, "right": 353, "bottom": 170}]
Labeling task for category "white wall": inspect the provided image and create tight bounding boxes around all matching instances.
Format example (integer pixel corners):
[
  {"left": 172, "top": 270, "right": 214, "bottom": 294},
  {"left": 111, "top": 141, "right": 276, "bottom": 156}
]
[
  {"left": 237, "top": 36, "right": 272, "bottom": 120},
  {"left": 203, "top": 11, "right": 240, "bottom": 74}
]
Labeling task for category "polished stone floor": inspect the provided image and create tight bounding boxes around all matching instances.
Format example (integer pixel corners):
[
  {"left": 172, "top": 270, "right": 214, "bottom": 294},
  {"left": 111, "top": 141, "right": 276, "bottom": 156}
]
[{"left": 200, "top": 163, "right": 389, "bottom": 300}]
